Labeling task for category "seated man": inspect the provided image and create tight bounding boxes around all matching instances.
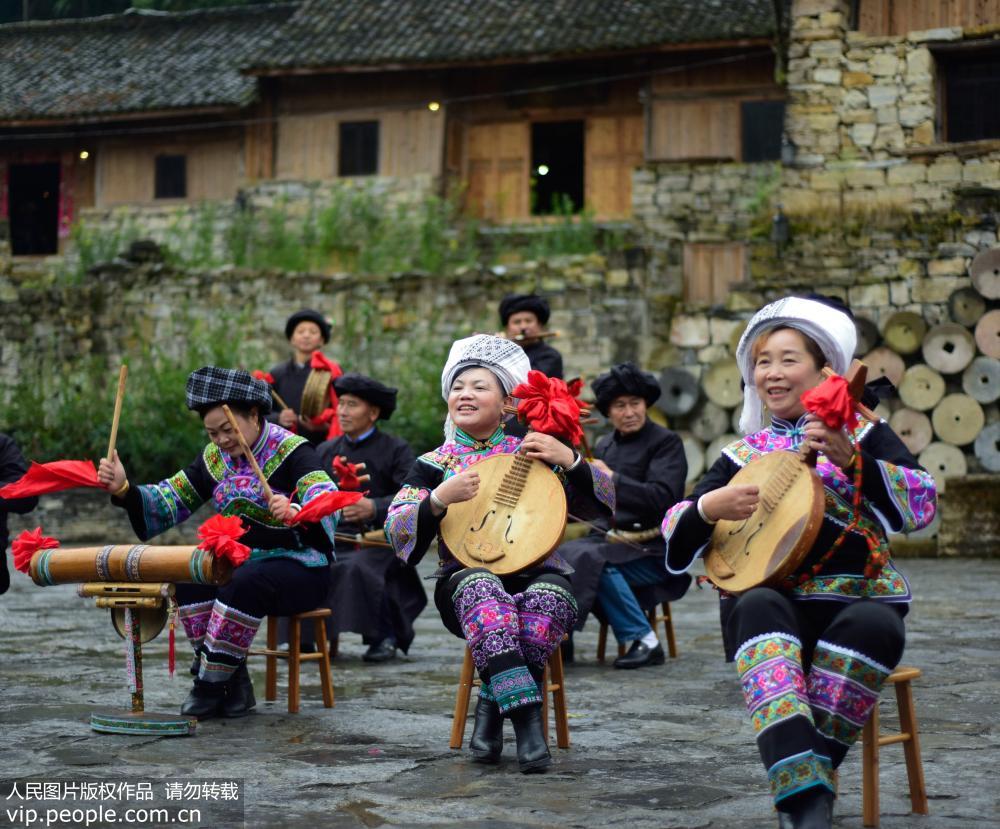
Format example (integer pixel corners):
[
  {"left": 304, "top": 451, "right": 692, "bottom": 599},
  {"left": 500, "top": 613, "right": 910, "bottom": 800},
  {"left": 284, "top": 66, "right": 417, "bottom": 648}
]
[
  {"left": 559, "top": 363, "right": 690, "bottom": 668},
  {"left": 316, "top": 373, "right": 426, "bottom": 662}
]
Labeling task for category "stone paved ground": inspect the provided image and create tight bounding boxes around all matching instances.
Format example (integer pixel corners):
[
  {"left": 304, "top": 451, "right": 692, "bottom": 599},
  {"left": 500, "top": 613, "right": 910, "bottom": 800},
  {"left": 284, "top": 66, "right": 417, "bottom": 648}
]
[{"left": 1, "top": 558, "right": 997, "bottom": 828}]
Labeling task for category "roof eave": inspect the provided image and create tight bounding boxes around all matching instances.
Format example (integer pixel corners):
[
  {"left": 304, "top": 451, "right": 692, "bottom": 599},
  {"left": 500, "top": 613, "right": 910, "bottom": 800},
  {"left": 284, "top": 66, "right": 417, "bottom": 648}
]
[
  {"left": 0, "top": 104, "right": 244, "bottom": 131},
  {"left": 243, "top": 36, "right": 775, "bottom": 77}
]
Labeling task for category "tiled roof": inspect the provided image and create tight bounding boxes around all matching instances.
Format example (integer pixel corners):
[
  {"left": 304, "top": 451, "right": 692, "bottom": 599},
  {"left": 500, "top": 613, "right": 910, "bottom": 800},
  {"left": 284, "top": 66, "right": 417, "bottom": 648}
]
[
  {"left": 0, "top": 4, "right": 295, "bottom": 121},
  {"left": 249, "top": 0, "right": 784, "bottom": 72}
]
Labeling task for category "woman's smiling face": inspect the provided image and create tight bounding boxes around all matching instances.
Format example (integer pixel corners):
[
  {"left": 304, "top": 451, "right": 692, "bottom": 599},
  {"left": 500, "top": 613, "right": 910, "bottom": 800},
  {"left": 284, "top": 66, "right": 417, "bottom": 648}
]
[
  {"left": 447, "top": 367, "right": 506, "bottom": 438},
  {"left": 752, "top": 328, "right": 826, "bottom": 421}
]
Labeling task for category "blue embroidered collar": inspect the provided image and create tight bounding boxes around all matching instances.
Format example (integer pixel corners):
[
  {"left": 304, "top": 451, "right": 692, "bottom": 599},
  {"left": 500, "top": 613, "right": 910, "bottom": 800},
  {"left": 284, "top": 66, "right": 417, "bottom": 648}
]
[
  {"left": 770, "top": 414, "right": 808, "bottom": 442},
  {"left": 454, "top": 426, "right": 505, "bottom": 450}
]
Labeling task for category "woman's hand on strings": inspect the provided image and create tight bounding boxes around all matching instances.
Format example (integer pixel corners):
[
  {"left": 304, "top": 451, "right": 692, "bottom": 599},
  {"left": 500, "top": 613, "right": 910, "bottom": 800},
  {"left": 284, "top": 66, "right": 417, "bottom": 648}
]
[
  {"left": 519, "top": 432, "right": 576, "bottom": 468},
  {"left": 803, "top": 414, "right": 854, "bottom": 469},
  {"left": 268, "top": 493, "right": 296, "bottom": 522},
  {"left": 432, "top": 470, "right": 480, "bottom": 510},
  {"left": 97, "top": 451, "right": 127, "bottom": 494},
  {"left": 700, "top": 485, "right": 760, "bottom": 522}
]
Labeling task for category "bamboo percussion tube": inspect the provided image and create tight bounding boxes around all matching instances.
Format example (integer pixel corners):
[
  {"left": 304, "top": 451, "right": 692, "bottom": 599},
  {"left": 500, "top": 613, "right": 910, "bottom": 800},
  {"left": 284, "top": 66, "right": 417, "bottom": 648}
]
[
  {"left": 30, "top": 544, "right": 231, "bottom": 587},
  {"left": 222, "top": 405, "right": 274, "bottom": 500},
  {"left": 106, "top": 365, "right": 128, "bottom": 461}
]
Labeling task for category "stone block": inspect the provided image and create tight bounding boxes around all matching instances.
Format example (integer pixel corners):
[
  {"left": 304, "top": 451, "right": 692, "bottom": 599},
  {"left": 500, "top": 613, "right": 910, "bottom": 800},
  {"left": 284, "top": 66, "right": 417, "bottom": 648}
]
[
  {"left": 869, "top": 53, "right": 901, "bottom": 76},
  {"left": 669, "top": 314, "right": 710, "bottom": 348},
  {"left": 926, "top": 257, "right": 967, "bottom": 277},
  {"left": 843, "top": 89, "right": 869, "bottom": 109},
  {"left": 889, "top": 280, "right": 910, "bottom": 305},
  {"left": 927, "top": 160, "right": 962, "bottom": 183},
  {"left": 912, "top": 275, "right": 966, "bottom": 303},
  {"left": 897, "top": 259, "right": 924, "bottom": 280},
  {"left": 606, "top": 268, "right": 630, "bottom": 287},
  {"left": 907, "top": 27, "right": 962, "bottom": 43},
  {"left": 843, "top": 109, "right": 877, "bottom": 124},
  {"left": 906, "top": 47, "right": 932, "bottom": 77},
  {"left": 814, "top": 68, "right": 842, "bottom": 84},
  {"left": 875, "top": 105, "right": 898, "bottom": 124},
  {"left": 657, "top": 174, "right": 692, "bottom": 191},
  {"left": 899, "top": 104, "right": 934, "bottom": 127},
  {"left": 709, "top": 317, "right": 743, "bottom": 347},
  {"left": 809, "top": 40, "right": 844, "bottom": 59},
  {"left": 843, "top": 70, "right": 875, "bottom": 87},
  {"left": 810, "top": 170, "right": 845, "bottom": 190},
  {"left": 887, "top": 163, "right": 927, "bottom": 185},
  {"left": 962, "top": 161, "right": 1000, "bottom": 185},
  {"left": 912, "top": 120, "right": 935, "bottom": 145},
  {"left": 874, "top": 123, "right": 905, "bottom": 150},
  {"left": 850, "top": 122, "right": 878, "bottom": 147},
  {"left": 804, "top": 113, "right": 840, "bottom": 132},
  {"left": 848, "top": 282, "right": 889, "bottom": 307},
  {"left": 867, "top": 85, "right": 899, "bottom": 108},
  {"left": 845, "top": 167, "right": 886, "bottom": 188}
]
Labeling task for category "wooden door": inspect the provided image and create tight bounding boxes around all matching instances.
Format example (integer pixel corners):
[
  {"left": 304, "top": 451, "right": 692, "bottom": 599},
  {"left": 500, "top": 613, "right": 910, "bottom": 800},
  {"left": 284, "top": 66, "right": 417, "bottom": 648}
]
[
  {"left": 585, "top": 114, "right": 643, "bottom": 219},
  {"left": 464, "top": 122, "right": 530, "bottom": 221}
]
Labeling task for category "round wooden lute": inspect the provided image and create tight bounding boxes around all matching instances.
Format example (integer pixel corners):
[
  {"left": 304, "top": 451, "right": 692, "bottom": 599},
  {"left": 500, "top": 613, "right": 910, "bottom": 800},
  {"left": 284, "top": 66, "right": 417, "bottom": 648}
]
[
  {"left": 439, "top": 452, "right": 568, "bottom": 576},
  {"left": 703, "top": 361, "right": 874, "bottom": 593}
]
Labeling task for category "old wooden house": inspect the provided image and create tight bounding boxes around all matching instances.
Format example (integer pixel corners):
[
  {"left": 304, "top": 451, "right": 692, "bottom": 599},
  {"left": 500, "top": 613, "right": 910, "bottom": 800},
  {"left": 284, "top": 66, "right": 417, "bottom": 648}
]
[{"left": 0, "top": 0, "right": 788, "bottom": 255}]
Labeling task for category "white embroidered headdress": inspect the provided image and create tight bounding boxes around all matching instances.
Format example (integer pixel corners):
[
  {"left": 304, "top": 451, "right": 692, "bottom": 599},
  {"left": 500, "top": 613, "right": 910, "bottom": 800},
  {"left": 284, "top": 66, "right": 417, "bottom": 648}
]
[
  {"left": 735, "top": 297, "right": 856, "bottom": 435},
  {"left": 440, "top": 335, "right": 530, "bottom": 440}
]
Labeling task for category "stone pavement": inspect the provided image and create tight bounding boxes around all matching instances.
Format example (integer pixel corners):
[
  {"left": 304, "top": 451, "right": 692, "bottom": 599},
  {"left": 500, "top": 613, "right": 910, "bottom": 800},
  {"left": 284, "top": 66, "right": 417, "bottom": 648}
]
[{"left": 1, "top": 557, "right": 997, "bottom": 828}]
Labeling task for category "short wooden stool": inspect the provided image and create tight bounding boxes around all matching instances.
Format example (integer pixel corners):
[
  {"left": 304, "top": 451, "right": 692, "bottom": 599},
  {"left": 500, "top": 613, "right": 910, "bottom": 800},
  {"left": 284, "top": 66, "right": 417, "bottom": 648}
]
[
  {"left": 597, "top": 602, "right": 678, "bottom": 662},
  {"left": 251, "top": 609, "right": 335, "bottom": 714},
  {"left": 450, "top": 645, "right": 570, "bottom": 750},
  {"left": 861, "top": 666, "right": 929, "bottom": 827}
]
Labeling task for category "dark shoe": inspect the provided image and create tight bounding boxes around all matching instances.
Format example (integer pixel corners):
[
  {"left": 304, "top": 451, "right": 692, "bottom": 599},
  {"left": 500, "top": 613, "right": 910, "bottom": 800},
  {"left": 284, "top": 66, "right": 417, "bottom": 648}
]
[
  {"left": 222, "top": 663, "right": 256, "bottom": 718},
  {"left": 363, "top": 638, "right": 397, "bottom": 663},
  {"left": 180, "top": 681, "right": 225, "bottom": 720},
  {"left": 509, "top": 704, "right": 551, "bottom": 773},
  {"left": 779, "top": 789, "right": 834, "bottom": 829},
  {"left": 613, "top": 640, "right": 665, "bottom": 669},
  {"left": 189, "top": 654, "right": 201, "bottom": 677},
  {"left": 560, "top": 635, "right": 574, "bottom": 664},
  {"left": 468, "top": 695, "right": 503, "bottom": 763}
]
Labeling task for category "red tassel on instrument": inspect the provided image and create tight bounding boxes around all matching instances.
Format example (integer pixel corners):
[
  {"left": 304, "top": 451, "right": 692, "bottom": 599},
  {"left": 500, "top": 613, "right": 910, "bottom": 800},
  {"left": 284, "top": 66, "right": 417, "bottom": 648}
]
[
  {"left": 332, "top": 456, "right": 365, "bottom": 491},
  {"left": 512, "top": 370, "right": 588, "bottom": 447},
  {"left": 800, "top": 375, "right": 860, "bottom": 431},
  {"left": 196, "top": 514, "right": 252, "bottom": 567},
  {"left": 10, "top": 527, "right": 59, "bottom": 574},
  {"left": 251, "top": 370, "right": 276, "bottom": 385},
  {"left": 307, "top": 352, "right": 344, "bottom": 439},
  {"left": 285, "top": 490, "right": 363, "bottom": 525}
]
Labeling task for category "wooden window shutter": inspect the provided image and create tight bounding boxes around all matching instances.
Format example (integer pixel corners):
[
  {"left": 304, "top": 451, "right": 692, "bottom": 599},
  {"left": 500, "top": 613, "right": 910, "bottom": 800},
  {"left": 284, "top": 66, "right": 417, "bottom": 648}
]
[
  {"left": 683, "top": 242, "right": 746, "bottom": 305},
  {"left": 585, "top": 114, "right": 643, "bottom": 219},
  {"left": 647, "top": 99, "right": 740, "bottom": 162},
  {"left": 463, "top": 122, "right": 530, "bottom": 221}
]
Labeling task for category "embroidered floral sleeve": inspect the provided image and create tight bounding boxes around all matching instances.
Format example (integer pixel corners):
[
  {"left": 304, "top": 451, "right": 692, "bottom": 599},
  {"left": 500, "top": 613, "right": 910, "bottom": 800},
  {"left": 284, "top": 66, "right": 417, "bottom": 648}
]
[
  {"left": 859, "top": 422, "right": 937, "bottom": 534},
  {"left": 560, "top": 460, "right": 615, "bottom": 520},
  {"left": 385, "top": 456, "right": 445, "bottom": 566},
  {"left": 118, "top": 457, "right": 213, "bottom": 541}
]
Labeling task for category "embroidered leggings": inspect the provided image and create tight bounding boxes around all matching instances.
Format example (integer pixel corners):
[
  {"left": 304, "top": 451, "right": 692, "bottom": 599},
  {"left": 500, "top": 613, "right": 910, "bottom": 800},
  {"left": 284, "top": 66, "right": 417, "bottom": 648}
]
[
  {"left": 728, "top": 588, "right": 905, "bottom": 810},
  {"left": 435, "top": 568, "right": 578, "bottom": 715},
  {"left": 175, "top": 558, "right": 327, "bottom": 685}
]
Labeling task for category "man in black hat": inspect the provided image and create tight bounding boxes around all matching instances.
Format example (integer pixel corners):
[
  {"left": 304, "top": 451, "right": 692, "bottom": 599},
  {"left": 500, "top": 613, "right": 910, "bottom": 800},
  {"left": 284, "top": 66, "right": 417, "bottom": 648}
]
[
  {"left": 267, "top": 308, "right": 336, "bottom": 446},
  {"left": 499, "top": 294, "right": 563, "bottom": 379},
  {"left": 315, "top": 373, "right": 425, "bottom": 662},
  {"left": 558, "top": 362, "right": 690, "bottom": 668}
]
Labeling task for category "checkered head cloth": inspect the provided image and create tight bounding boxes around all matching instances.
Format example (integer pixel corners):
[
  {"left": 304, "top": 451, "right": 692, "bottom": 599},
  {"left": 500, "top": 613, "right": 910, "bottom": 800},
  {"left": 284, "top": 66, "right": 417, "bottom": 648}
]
[{"left": 185, "top": 366, "right": 273, "bottom": 413}]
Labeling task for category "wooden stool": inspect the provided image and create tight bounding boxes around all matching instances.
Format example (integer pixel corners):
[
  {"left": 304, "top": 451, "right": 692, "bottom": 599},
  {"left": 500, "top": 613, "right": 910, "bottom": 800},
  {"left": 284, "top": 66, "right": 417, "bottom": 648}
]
[
  {"left": 861, "top": 666, "right": 929, "bottom": 827},
  {"left": 251, "top": 609, "right": 335, "bottom": 714},
  {"left": 449, "top": 645, "right": 570, "bottom": 750},
  {"left": 597, "top": 602, "right": 678, "bottom": 662}
]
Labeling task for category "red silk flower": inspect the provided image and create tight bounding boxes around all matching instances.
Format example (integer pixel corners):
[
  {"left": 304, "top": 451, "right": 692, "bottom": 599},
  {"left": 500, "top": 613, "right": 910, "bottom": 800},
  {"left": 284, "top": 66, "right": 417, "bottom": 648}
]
[
  {"left": 801, "top": 375, "right": 860, "bottom": 431},
  {"left": 196, "top": 514, "right": 252, "bottom": 567},
  {"left": 11, "top": 527, "right": 59, "bottom": 574},
  {"left": 286, "top": 490, "right": 363, "bottom": 525},
  {"left": 332, "top": 456, "right": 364, "bottom": 491},
  {"left": 252, "top": 370, "right": 276, "bottom": 385},
  {"left": 512, "top": 370, "right": 587, "bottom": 447}
]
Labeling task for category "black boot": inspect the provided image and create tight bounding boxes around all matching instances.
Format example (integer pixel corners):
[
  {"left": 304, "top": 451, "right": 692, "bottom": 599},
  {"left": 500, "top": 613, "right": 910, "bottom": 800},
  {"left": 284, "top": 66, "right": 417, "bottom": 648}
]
[
  {"left": 189, "top": 654, "right": 200, "bottom": 677},
  {"left": 778, "top": 789, "right": 834, "bottom": 829},
  {"left": 509, "top": 704, "right": 551, "bottom": 773},
  {"left": 222, "top": 663, "right": 256, "bottom": 718},
  {"left": 468, "top": 695, "right": 503, "bottom": 763},
  {"left": 180, "top": 680, "right": 225, "bottom": 720}
]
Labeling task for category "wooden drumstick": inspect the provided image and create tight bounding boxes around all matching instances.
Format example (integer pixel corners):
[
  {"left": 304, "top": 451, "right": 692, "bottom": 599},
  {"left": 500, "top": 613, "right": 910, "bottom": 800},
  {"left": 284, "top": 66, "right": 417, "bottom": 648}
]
[
  {"left": 222, "top": 404, "right": 273, "bottom": 500},
  {"left": 106, "top": 364, "right": 128, "bottom": 462},
  {"left": 270, "top": 388, "right": 291, "bottom": 411}
]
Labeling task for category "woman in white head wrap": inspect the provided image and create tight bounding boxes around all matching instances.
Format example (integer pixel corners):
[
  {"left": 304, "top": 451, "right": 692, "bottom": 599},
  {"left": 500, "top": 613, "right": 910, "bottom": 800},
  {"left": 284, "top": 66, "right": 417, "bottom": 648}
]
[
  {"left": 385, "top": 335, "right": 615, "bottom": 774},
  {"left": 659, "top": 297, "right": 937, "bottom": 829}
]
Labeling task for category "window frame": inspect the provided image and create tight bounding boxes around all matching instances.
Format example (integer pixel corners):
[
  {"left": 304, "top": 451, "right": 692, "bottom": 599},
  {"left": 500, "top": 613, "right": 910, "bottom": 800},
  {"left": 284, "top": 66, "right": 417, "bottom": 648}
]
[{"left": 338, "top": 120, "right": 380, "bottom": 177}]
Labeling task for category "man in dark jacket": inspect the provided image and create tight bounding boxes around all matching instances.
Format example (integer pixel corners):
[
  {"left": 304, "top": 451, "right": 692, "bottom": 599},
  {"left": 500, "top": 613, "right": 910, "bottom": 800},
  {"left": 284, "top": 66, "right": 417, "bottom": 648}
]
[
  {"left": 0, "top": 433, "right": 39, "bottom": 595},
  {"left": 558, "top": 363, "right": 690, "bottom": 668},
  {"left": 316, "top": 373, "right": 425, "bottom": 662},
  {"left": 499, "top": 293, "right": 563, "bottom": 379}
]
